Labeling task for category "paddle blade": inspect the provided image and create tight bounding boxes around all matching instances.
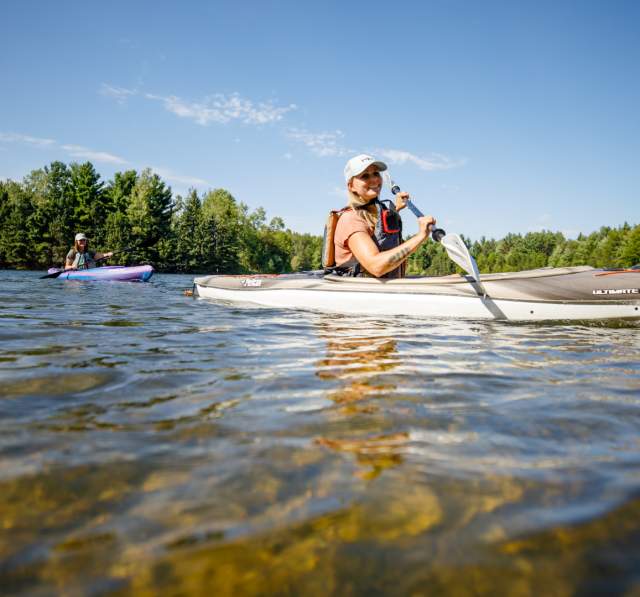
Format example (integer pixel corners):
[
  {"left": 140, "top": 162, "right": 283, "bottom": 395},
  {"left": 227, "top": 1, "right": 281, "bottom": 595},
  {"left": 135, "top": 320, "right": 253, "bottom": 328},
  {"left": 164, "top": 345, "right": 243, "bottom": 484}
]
[
  {"left": 441, "top": 233, "right": 481, "bottom": 283},
  {"left": 40, "top": 269, "right": 66, "bottom": 279}
]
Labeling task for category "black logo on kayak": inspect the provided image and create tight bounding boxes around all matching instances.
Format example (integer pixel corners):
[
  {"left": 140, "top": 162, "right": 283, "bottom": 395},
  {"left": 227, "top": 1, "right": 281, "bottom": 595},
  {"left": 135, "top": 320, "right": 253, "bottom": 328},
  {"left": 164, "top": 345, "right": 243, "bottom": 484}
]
[{"left": 592, "top": 288, "right": 640, "bottom": 295}]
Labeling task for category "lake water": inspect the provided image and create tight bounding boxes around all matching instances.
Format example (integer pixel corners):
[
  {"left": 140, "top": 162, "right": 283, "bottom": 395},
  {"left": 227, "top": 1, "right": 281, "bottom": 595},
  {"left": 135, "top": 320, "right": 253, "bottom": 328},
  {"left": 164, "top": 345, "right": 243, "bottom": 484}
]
[{"left": 1, "top": 269, "right": 639, "bottom": 595}]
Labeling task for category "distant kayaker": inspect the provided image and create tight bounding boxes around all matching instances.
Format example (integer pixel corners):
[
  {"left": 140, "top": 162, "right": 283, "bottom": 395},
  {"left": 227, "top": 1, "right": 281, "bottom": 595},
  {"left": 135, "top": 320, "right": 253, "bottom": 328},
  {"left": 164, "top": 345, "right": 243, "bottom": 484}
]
[
  {"left": 65, "top": 233, "right": 113, "bottom": 270},
  {"left": 333, "top": 154, "right": 436, "bottom": 278}
]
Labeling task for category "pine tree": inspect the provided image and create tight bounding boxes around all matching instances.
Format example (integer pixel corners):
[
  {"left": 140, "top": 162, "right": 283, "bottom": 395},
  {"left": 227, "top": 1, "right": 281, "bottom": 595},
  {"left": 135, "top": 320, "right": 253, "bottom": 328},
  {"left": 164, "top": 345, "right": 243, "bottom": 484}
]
[
  {"left": 106, "top": 170, "right": 137, "bottom": 213},
  {"left": 70, "top": 162, "right": 106, "bottom": 245},
  {"left": 202, "top": 189, "right": 242, "bottom": 273},
  {"left": 0, "top": 181, "right": 36, "bottom": 268},
  {"left": 175, "top": 189, "right": 205, "bottom": 272},
  {"left": 24, "top": 162, "right": 73, "bottom": 265},
  {"left": 127, "top": 168, "right": 174, "bottom": 262}
]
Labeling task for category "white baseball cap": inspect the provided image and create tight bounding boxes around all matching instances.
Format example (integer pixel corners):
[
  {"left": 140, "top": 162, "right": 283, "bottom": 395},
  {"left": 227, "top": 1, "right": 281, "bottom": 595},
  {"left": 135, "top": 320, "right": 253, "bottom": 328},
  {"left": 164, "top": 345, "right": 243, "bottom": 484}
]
[
  {"left": 344, "top": 154, "right": 387, "bottom": 182},
  {"left": 75, "top": 233, "right": 87, "bottom": 242}
]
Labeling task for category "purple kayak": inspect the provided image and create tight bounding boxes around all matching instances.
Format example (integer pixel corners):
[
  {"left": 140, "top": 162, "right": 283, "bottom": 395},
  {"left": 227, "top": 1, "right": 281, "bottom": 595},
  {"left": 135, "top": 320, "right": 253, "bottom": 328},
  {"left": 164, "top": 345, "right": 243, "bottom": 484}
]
[{"left": 47, "top": 265, "right": 154, "bottom": 282}]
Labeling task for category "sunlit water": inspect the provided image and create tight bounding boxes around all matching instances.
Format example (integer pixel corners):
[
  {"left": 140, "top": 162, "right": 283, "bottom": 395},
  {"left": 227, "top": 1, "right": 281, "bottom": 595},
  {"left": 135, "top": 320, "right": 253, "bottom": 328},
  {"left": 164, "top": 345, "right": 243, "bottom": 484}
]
[{"left": 1, "top": 269, "right": 639, "bottom": 596}]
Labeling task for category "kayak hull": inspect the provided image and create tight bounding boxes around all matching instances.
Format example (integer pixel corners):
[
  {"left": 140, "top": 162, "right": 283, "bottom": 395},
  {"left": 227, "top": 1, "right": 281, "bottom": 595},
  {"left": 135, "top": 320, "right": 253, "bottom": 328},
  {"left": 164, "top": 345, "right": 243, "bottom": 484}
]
[
  {"left": 47, "top": 265, "right": 154, "bottom": 282},
  {"left": 193, "top": 267, "right": 640, "bottom": 322}
]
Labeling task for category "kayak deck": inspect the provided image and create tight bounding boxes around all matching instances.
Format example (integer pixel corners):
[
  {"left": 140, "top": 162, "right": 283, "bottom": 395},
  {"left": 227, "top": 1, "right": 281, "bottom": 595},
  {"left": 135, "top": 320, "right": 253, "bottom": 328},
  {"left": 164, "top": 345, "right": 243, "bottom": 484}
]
[
  {"left": 47, "top": 265, "right": 154, "bottom": 282},
  {"left": 193, "top": 267, "right": 640, "bottom": 321}
]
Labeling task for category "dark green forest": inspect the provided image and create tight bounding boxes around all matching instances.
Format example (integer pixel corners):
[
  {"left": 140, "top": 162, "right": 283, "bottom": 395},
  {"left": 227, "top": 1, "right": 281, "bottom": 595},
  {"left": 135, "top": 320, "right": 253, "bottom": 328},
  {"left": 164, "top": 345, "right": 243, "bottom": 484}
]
[
  {"left": 0, "top": 161, "right": 322, "bottom": 273},
  {"left": 408, "top": 222, "right": 640, "bottom": 276},
  {"left": 1, "top": 161, "right": 638, "bottom": 275}
]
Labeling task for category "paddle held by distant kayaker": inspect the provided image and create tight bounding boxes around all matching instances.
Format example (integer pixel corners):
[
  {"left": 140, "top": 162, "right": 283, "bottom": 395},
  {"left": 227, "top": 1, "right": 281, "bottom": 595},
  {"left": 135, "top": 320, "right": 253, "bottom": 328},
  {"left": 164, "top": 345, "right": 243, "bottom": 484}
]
[
  {"left": 332, "top": 154, "right": 436, "bottom": 278},
  {"left": 65, "top": 233, "right": 113, "bottom": 270}
]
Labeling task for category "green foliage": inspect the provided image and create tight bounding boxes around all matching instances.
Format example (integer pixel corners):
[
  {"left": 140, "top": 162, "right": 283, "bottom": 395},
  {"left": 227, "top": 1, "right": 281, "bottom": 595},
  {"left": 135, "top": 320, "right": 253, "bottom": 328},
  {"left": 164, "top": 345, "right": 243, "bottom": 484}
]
[
  {"left": 0, "top": 180, "right": 36, "bottom": 269},
  {"left": 252, "top": 218, "right": 293, "bottom": 274},
  {"left": 1, "top": 161, "right": 637, "bottom": 275},
  {"left": 25, "top": 162, "right": 74, "bottom": 266},
  {"left": 290, "top": 233, "right": 323, "bottom": 271},
  {"left": 103, "top": 211, "right": 133, "bottom": 260},
  {"left": 127, "top": 168, "right": 174, "bottom": 264},
  {"left": 407, "top": 236, "right": 456, "bottom": 276},
  {"left": 618, "top": 224, "right": 640, "bottom": 267},
  {"left": 174, "top": 190, "right": 208, "bottom": 272},
  {"left": 201, "top": 188, "right": 242, "bottom": 273},
  {"left": 105, "top": 170, "right": 137, "bottom": 213},
  {"left": 70, "top": 162, "right": 106, "bottom": 243}
]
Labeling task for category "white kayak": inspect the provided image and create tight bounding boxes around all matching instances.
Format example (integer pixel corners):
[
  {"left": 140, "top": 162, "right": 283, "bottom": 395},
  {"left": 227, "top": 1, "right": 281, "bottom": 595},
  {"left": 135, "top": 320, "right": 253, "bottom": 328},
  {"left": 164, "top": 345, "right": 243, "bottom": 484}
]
[{"left": 193, "top": 266, "right": 640, "bottom": 322}]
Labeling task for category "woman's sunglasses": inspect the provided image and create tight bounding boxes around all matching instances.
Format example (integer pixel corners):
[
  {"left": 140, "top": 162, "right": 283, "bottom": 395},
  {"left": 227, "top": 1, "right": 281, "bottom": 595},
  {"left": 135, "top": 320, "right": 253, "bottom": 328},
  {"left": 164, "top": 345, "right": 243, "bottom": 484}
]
[{"left": 356, "top": 171, "right": 381, "bottom": 181}]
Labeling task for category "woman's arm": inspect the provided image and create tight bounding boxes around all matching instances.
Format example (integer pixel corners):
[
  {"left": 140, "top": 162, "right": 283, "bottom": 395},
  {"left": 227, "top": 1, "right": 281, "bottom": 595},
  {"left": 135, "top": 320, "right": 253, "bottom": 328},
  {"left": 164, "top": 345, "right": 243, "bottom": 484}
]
[
  {"left": 348, "top": 215, "right": 435, "bottom": 278},
  {"left": 94, "top": 251, "right": 113, "bottom": 260},
  {"left": 64, "top": 253, "right": 75, "bottom": 270}
]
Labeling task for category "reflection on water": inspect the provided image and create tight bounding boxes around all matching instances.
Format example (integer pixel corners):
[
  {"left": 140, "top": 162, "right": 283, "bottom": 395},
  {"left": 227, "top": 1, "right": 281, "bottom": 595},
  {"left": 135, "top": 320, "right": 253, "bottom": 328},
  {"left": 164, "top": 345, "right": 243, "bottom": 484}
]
[
  {"left": 0, "top": 270, "right": 639, "bottom": 595},
  {"left": 314, "top": 317, "right": 407, "bottom": 479}
]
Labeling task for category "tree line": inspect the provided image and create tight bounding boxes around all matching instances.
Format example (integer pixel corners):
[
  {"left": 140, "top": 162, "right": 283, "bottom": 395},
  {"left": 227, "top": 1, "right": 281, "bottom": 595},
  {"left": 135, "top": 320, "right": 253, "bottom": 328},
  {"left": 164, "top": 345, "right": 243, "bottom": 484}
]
[
  {"left": 0, "top": 161, "right": 322, "bottom": 273},
  {"left": 0, "top": 160, "right": 638, "bottom": 275},
  {"left": 408, "top": 223, "right": 640, "bottom": 276}
]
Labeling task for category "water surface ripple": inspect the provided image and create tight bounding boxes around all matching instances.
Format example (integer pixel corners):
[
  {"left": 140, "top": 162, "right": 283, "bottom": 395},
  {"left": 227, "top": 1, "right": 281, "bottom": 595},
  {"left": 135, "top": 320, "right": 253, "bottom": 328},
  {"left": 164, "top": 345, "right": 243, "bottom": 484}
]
[{"left": 1, "top": 270, "right": 639, "bottom": 595}]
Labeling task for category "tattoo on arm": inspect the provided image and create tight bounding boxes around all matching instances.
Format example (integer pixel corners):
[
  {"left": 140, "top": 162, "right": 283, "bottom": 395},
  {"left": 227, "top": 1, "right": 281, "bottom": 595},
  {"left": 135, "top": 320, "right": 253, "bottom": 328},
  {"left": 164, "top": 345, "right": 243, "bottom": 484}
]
[{"left": 384, "top": 245, "right": 412, "bottom": 267}]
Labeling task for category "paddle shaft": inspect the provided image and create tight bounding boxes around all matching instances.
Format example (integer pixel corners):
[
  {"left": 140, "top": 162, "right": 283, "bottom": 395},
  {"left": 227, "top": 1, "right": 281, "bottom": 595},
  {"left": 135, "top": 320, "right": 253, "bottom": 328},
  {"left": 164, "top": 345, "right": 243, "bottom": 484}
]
[
  {"left": 390, "top": 179, "right": 484, "bottom": 286},
  {"left": 390, "top": 183, "right": 446, "bottom": 242},
  {"left": 390, "top": 177, "right": 495, "bottom": 305}
]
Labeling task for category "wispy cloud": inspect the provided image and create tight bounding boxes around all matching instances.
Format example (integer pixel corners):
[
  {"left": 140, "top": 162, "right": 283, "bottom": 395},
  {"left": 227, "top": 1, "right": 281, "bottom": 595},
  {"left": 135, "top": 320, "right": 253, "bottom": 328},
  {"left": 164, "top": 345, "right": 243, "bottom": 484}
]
[
  {"left": 1, "top": 131, "right": 127, "bottom": 165},
  {"left": 1, "top": 130, "right": 209, "bottom": 191},
  {"left": 100, "top": 83, "right": 138, "bottom": 104},
  {"left": 286, "top": 128, "right": 351, "bottom": 157},
  {"left": 98, "top": 84, "right": 465, "bottom": 176},
  {"left": 60, "top": 144, "right": 128, "bottom": 165},
  {"left": 151, "top": 167, "right": 210, "bottom": 187},
  {"left": 285, "top": 128, "right": 465, "bottom": 173},
  {"left": 0, "top": 132, "right": 56, "bottom": 147},
  {"left": 0, "top": 132, "right": 127, "bottom": 164},
  {"left": 146, "top": 92, "right": 297, "bottom": 126},
  {"left": 375, "top": 149, "right": 465, "bottom": 172},
  {"left": 101, "top": 83, "right": 298, "bottom": 126}
]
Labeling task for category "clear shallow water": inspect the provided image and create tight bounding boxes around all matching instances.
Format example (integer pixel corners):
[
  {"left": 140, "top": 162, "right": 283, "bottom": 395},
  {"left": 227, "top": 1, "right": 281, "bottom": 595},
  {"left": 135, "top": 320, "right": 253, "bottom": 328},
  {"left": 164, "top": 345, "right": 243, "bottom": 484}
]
[{"left": 1, "top": 269, "right": 639, "bottom": 596}]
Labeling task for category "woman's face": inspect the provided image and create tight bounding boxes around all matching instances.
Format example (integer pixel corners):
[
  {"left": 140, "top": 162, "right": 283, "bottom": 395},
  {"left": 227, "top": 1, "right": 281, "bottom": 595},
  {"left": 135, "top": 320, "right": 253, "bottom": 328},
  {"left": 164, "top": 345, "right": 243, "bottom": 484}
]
[
  {"left": 77, "top": 239, "right": 88, "bottom": 251},
  {"left": 348, "top": 165, "right": 382, "bottom": 200}
]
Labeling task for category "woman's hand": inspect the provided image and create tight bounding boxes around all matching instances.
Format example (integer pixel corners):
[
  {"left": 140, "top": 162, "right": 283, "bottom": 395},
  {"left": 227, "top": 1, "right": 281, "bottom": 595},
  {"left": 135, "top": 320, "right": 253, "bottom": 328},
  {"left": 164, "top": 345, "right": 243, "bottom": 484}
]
[
  {"left": 394, "top": 191, "right": 409, "bottom": 211},
  {"left": 417, "top": 215, "right": 436, "bottom": 239}
]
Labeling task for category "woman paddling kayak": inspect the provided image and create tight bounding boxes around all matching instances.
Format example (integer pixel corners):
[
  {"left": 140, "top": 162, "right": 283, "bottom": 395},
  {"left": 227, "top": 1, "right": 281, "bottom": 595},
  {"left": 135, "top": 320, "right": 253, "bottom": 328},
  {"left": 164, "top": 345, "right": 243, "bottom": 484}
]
[
  {"left": 65, "top": 233, "right": 113, "bottom": 270},
  {"left": 333, "top": 154, "right": 437, "bottom": 278}
]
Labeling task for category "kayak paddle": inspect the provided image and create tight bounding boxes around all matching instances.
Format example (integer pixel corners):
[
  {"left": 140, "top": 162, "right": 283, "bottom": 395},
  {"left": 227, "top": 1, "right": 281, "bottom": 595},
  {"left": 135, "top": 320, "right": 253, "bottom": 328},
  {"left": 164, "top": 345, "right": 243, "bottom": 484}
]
[
  {"left": 387, "top": 176, "right": 488, "bottom": 296},
  {"left": 40, "top": 246, "right": 135, "bottom": 279}
]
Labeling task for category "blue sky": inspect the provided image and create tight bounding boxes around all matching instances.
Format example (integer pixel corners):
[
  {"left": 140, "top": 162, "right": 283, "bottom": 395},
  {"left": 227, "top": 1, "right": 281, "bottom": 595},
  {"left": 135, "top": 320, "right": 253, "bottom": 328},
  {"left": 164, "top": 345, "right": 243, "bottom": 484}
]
[{"left": 1, "top": 0, "right": 638, "bottom": 240}]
